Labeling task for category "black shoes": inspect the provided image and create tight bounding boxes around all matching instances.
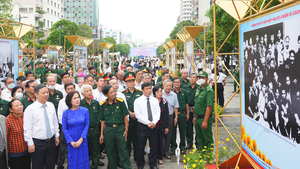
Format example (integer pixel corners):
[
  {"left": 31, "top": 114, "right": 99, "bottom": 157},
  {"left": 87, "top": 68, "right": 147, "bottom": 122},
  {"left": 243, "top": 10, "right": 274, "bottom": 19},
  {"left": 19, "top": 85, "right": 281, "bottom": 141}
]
[{"left": 185, "top": 145, "right": 193, "bottom": 150}]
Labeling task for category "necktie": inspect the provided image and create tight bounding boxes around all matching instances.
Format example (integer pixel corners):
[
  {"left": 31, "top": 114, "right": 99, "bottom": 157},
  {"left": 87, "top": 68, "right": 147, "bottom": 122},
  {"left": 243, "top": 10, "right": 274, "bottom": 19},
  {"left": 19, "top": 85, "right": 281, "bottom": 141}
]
[
  {"left": 147, "top": 98, "right": 153, "bottom": 121},
  {"left": 42, "top": 105, "right": 52, "bottom": 138},
  {"left": 0, "top": 125, "right": 5, "bottom": 152}
]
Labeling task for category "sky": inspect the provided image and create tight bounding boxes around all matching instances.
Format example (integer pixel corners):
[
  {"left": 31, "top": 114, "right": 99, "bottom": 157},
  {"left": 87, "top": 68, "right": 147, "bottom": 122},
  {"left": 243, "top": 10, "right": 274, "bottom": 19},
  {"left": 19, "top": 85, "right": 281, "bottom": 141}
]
[{"left": 99, "top": 0, "right": 180, "bottom": 43}]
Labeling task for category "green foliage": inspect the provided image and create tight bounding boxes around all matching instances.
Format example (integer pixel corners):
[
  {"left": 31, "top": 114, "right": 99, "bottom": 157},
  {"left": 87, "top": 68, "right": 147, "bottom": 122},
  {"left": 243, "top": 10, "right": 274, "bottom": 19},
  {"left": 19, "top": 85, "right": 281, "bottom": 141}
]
[
  {"left": 0, "top": 0, "right": 13, "bottom": 19},
  {"left": 99, "top": 37, "right": 117, "bottom": 52},
  {"left": 36, "top": 9, "right": 46, "bottom": 14},
  {"left": 157, "top": 44, "right": 165, "bottom": 56},
  {"left": 20, "top": 30, "right": 45, "bottom": 48},
  {"left": 212, "top": 104, "right": 225, "bottom": 116},
  {"left": 169, "top": 20, "right": 196, "bottom": 39},
  {"left": 116, "top": 43, "right": 130, "bottom": 56},
  {"left": 76, "top": 24, "right": 92, "bottom": 38},
  {"left": 47, "top": 19, "right": 78, "bottom": 49}
]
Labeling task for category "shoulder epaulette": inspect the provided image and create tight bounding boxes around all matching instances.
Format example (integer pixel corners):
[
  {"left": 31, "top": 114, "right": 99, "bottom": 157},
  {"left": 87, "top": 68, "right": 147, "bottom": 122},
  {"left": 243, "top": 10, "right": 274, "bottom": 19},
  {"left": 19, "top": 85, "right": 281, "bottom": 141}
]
[
  {"left": 100, "top": 100, "right": 106, "bottom": 106},
  {"left": 137, "top": 88, "right": 142, "bottom": 91},
  {"left": 121, "top": 89, "right": 127, "bottom": 93},
  {"left": 116, "top": 98, "right": 124, "bottom": 102}
]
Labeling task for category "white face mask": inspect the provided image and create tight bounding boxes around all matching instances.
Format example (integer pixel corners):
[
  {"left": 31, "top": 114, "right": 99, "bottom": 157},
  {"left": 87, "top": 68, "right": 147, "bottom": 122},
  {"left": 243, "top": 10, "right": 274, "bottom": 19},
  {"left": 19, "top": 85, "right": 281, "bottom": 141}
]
[
  {"left": 48, "top": 85, "right": 56, "bottom": 90},
  {"left": 15, "top": 93, "right": 23, "bottom": 100},
  {"left": 197, "top": 79, "right": 206, "bottom": 86}
]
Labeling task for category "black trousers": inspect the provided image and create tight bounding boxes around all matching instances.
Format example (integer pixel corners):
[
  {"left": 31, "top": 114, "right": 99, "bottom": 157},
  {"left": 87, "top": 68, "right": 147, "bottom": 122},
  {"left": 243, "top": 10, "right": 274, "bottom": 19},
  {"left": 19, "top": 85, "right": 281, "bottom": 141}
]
[
  {"left": 137, "top": 123, "right": 158, "bottom": 168},
  {"left": 31, "top": 136, "right": 57, "bottom": 169},
  {"left": 212, "top": 84, "right": 224, "bottom": 107},
  {"left": 198, "top": 68, "right": 203, "bottom": 72},
  {"left": 0, "top": 150, "right": 7, "bottom": 169},
  {"left": 8, "top": 153, "right": 31, "bottom": 169}
]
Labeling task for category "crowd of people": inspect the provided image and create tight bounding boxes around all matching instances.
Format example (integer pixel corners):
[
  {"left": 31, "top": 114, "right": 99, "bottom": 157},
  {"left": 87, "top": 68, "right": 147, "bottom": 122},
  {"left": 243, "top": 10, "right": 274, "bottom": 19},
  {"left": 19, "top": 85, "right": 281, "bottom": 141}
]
[
  {"left": 0, "top": 57, "right": 216, "bottom": 169},
  {"left": 244, "top": 31, "right": 300, "bottom": 143}
]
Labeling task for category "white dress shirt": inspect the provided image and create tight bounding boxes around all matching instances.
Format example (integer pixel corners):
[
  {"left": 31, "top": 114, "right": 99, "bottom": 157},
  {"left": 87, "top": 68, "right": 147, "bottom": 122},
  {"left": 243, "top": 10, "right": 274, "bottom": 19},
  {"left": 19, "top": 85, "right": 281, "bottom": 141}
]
[
  {"left": 24, "top": 101, "right": 60, "bottom": 146},
  {"left": 134, "top": 95, "right": 160, "bottom": 125},
  {"left": 1, "top": 88, "right": 12, "bottom": 101},
  {"left": 93, "top": 89, "right": 106, "bottom": 103},
  {"left": 197, "top": 62, "right": 204, "bottom": 69},
  {"left": 118, "top": 80, "right": 127, "bottom": 89},
  {"left": 210, "top": 72, "right": 227, "bottom": 83},
  {"left": 104, "top": 67, "right": 111, "bottom": 74},
  {"left": 135, "top": 81, "right": 143, "bottom": 90},
  {"left": 56, "top": 83, "right": 80, "bottom": 97},
  {"left": 57, "top": 97, "right": 68, "bottom": 124}
]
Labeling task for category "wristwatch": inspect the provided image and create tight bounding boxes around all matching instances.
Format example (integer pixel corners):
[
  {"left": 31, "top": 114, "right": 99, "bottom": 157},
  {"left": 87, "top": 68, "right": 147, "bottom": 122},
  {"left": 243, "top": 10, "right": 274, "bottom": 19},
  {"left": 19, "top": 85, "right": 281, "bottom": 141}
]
[{"left": 175, "top": 116, "right": 178, "bottom": 118}]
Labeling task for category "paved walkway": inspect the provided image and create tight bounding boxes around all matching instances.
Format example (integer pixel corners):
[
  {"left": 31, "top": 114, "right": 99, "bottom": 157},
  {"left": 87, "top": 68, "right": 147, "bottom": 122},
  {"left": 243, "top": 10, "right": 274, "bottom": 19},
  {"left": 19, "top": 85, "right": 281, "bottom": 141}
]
[{"left": 57, "top": 68, "right": 242, "bottom": 169}]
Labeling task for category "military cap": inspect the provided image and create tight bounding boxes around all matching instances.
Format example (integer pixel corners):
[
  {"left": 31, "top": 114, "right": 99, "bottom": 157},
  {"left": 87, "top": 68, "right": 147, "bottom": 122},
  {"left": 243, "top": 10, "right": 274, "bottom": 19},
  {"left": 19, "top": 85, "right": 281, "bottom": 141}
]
[
  {"left": 198, "top": 70, "right": 208, "bottom": 77},
  {"left": 142, "top": 67, "right": 150, "bottom": 73},
  {"left": 123, "top": 72, "right": 136, "bottom": 82},
  {"left": 35, "top": 74, "right": 40, "bottom": 78}
]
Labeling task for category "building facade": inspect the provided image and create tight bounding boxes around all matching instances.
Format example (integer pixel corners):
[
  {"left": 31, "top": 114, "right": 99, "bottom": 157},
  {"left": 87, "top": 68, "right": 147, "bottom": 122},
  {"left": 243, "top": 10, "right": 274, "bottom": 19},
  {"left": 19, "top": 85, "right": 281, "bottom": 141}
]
[
  {"left": 192, "top": 0, "right": 212, "bottom": 25},
  {"left": 179, "top": 0, "right": 192, "bottom": 22},
  {"left": 12, "top": 0, "right": 63, "bottom": 29},
  {"left": 101, "top": 28, "right": 121, "bottom": 44},
  {"left": 63, "top": 0, "right": 100, "bottom": 39}
]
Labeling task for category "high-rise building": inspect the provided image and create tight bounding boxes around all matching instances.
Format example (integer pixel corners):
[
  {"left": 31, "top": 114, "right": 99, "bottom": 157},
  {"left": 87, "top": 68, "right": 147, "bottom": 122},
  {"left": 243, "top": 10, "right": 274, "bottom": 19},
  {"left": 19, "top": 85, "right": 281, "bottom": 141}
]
[
  {"left": 63, "top": 0, "right": 100, "bottom": 39},
  {"left": 135, "top": 38, "right": 143, "bottom": 47},
  {"left": 12, "top": 0, "right": 63, "bottom": 29},
  {"left": 101, "top": 28, "right": 121, "bottom": 44},
  {"left": 122, "top": 32, "right": 132, "bottom": 41},
  {"left": 179, "top": 0, "right": 192, "bottom": 23},
  {"left": 192, "top": 0, "right": 212, "bottom": 25}
]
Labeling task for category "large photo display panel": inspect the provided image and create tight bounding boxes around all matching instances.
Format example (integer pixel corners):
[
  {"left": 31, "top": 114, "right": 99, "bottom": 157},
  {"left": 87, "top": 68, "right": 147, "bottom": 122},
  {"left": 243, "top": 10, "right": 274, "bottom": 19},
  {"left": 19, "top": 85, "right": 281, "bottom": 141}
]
[{"left": 241, "top": 3, "right": 300, "bottom": 169}]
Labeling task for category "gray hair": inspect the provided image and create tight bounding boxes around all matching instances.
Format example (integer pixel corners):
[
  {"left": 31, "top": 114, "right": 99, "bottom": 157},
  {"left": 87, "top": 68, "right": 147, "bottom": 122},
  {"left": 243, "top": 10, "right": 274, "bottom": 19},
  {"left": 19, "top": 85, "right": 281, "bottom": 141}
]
[
  {"left": 80, "top": 84, "right": 92, "bottom": 94},
  {"left": 127, "top": 67, "right": 132, "bottom": 70},
  {"left": 118, "top": 71, "right": 125, "bottom": 76},
  {"left": 142, "top": 73, "right": 151, "bottom": 79},
  {"left": 190, "top": 72, "right": 197, "bottom": 77},
  {"left": 46, "top": 73, "right": 57, "bottom": 82},
  {"left": 163, "top": 79, "right": 173, "bottom": 86},
  {"left": 162, "top": 66, "right": 169, "bottom": 70},
  {"left": 181, "top": 69, "right": 189, "bottom": 74},
  {"left": 22, "top": 80, "right": 29, "bottom": 87},
  {"left": 78, "top": 77, "right": 84, "bottom": 82}
]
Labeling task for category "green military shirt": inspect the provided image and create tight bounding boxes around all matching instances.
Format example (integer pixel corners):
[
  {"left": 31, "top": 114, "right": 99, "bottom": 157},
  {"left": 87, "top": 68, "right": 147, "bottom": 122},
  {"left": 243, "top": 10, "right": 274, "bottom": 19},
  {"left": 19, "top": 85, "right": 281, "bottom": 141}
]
[
  {"left": 233, "top": 69, "right": 239, "bottom": 80},
  {"left": 121, "top": 88, "right": 143, "bottom": 112},
  {"left": 93, "top": 84, "right": 97, "bottom": 90},
  {"left": 37, "top": 67, "right": 46, "bottom": 83},
  {"left": 24, "top": 68, "right": 29, "bottom": 75},
  {"left": 194, "top": 84, "right": 214, "bottom": 115},
  {"left": 0, "top": 99, "right": 9, "bottom": 116},
  {"left": 156, "top": 75, "right": 173, "bottom": 83},
  {"left": 55, "top": 69, "right": 64, "bottom": 84},
  {"left": 180, "top": 78, "right": 190, "bottom": 89},
  {"left": 173, "top": 88, "right": 191, "bottom": 112},
  {"left": 186, "top": 84, "right": 200, "bottom": 107},
  {"left": 20, "top": 95, "right": 35, "bottom": 111},
  {"left": 47, "top": 89, "right": 63, "bottom": 113},
  {"left": 99, "top": 98, "right": 129, "bottom": 125},
  {"left": 81, "top": 99, "right": 100, "bottom": 129}
]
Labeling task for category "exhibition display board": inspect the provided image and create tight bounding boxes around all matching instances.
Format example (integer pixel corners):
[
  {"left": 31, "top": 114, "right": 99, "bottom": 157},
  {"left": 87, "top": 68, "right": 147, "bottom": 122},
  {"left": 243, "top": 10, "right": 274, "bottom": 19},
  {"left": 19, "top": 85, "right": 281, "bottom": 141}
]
[{"left": 240, "top": 3, "right": 300, "bottom": 168}]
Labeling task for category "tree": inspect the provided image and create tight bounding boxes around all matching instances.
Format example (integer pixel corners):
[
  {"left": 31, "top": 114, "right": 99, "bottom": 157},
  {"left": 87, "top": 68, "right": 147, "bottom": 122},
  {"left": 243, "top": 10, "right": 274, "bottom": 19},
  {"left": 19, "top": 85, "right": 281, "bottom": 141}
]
[
  {"left": 76, "top": 24, "right": 92, "bottom": 38},
  {"left": 47, "top": 19, "right": 78, "bottom": 50},
  {"left": 157, "top": 44, "right": 165, "bottom": 56},
  {"left": 0, "top": 0, "right": 13, "bottom": 19},
  {"left": 116, "top": 43, "right": 130, "bottom": 56},
  {"left": 99, "top": 37, "right": 117, "bottom": 53}
]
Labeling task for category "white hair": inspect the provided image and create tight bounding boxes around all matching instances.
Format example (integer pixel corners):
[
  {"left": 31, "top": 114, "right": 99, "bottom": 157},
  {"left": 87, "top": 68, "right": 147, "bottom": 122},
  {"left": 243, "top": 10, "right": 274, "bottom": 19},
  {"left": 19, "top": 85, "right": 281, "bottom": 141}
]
[
  {"left": 78, "top": 77, "right": 84, "bottom": 81},
  {"left": 163, "top": 79, "right": 173, "bottom": 86},
  {"left": 143, "top": 73, "right": 151, "bottom": 79},
  {"left": 47, "top": 73, "right": 57, "bottom": 81},
  {"left": 181, "top": 69, "right": 189, "bottom": 74},
  {"left": 127, "top": 67, "right": 132, "bottom": 70},
  {"left": 118, "top": 71, "right": 125, "bottom": 76},
  {"left": 80, "top": 84, "right": 92, "bottom": 94},
  {"left": 22, "top": 80, "right": 29, "bottom": 87}
]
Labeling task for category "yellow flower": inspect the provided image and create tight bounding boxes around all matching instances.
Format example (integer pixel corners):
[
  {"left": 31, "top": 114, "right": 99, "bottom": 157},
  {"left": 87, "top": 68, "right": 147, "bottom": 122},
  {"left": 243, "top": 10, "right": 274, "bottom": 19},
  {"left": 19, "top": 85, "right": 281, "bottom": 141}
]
[
  {"left": 211, "top": 143, "right": 214, "bottom": 145},
  {"left": 184, "top": 165, "right": 186, "bottom": 169},
  {"left": 187, "top": 157, "right": 190, "bottom": 161},
  {"left": 192, "top": 164, "right": 196, "bottom": 168},
  {"left": 195, "top": 160, "right": 198, "bottom": 162},
  {"left": 223, "top": 142, "right": 225, "bottom": 144},
  {"left": 204, "top": 146, "right": 207, "bottom": 148},
  {"left": 202, "top": 149, "right": 206, "bottom": 151},
  {"left": 193, "top": 149, "right": 196, "bottom": 152},
  {"left": 207, "top": 156, "right": 210, "bottom": 158},
  {"left": 183, "top": 159, "right": 186, "bottom": 163},
  {"left": 210, "top": 148, "right": 214, "bottom": 150},
  {"left": 218, "top": 141, "right": 220, "bottom": 144},
  {"left": 200, "top": 159, "right": 203, "bottom": 162},
  {"left": 226, "top": 138, "right": 230, "bottom": 141},
  {"left": 236, "top": 166, "right": 239, "bottom": 169},
  {"left": 223, "top": 147, "right": 226, "bottom": 150},
  {"left": 199, "top": 156, "right": 202, "bottom": 158},
  {"left": 183, "top": 155, "right": 186, "bottom": 158},
  {"left": 233, "top": 133, "right": 236, "bottom": 136},
  {"left": 210, "top": 161, "right": 213, "bottom": 163},
  {"left": 193, "top": 144, "right": 196, "bottom": 147}
]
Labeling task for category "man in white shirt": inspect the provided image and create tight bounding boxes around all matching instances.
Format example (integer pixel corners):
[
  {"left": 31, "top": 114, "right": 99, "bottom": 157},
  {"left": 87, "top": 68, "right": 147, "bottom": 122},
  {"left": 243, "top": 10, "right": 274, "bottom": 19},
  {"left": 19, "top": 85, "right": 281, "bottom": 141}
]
[
  {"left": 104, "top": 62, "right": 111, "bottom": 74},
  {"left": 56, "top": 72, "right": 80, "bottom": 97},
  {"left": 24, "top": 84, "right": 59, "bottom": 169},
  {"left": 117, "top": 71, "right": 127, "bottom": 89},
  {"left": 1, "top": 77, "right": 15, "bottom": 102},
  {"left": 93, "top": 77, "right": 106, "bottom": 103},
  {"left": 197, "top": 59, "right": 204, "bottom": 72},
  {"left": 134, "top": 82, "right": 160, "bottom": 169},
  {"left": 135, "top": 70, "right": 143, "bottom": 90}
]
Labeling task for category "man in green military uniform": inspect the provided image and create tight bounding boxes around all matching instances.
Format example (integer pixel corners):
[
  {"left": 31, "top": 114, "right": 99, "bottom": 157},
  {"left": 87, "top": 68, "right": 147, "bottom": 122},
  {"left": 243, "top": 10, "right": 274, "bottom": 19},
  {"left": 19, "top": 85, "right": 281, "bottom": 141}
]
[
  {"left": 55, "top": 65, "right": 64, "bottom": 85},
  {"left": 46, "top": 74, "right": 63, "bottom": 112},
  {"left": 20, "top": 80, "right": 38, "bottom": 111},
  {"left": 84, "top": 74, "right": 97, "bottom": 89},
  {"left": 99, "top": 85, "right": 131, "bottom": 169},
  {"left": 156, "top": 66, "right": 173, "bottom": 83},
  {"left": 185, "top": 72, "right": 200, "bottom": 149},
  {"left": 88, "top": 66, "right": 98, "bottom": 78},
  {"left": 24, "top": 64, "right": 32, "bottom": 76},
  {"left": 193, "top": 71, "right": 214, "bottom": 151},
  {"left": 81, "top": 84, "right": 104, "bottom": 168},
  {"left": 170, "top": 77, "right": 190, "bottom": 154},
  {"left": 37, "top": 61, "right": 46, "bottom": 84},
  {"left": 180, "top": 69, "right": 190, "bottom": 89},
  {"left": 156, "top": 71, "right": 170, "bottom": 87},
  {"left": 0, "top": 86, "right": 9, "bottom": 116},
  {"left": 233, "top": 65, "right": 240, "bottom": 93},
  {"left": 122, "top": 72, "right": 143, "bottom": 161}
]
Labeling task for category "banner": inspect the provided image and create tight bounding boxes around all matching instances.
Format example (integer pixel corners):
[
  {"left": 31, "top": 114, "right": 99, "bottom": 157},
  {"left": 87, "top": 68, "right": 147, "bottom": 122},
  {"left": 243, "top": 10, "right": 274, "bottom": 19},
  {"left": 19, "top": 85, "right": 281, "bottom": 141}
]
[
  {"left": 171, "top": 47, "right": 175, "bottom": 75},
  {"left": 19, "top": 50, "right": 23, "bottom": 74},
  {"left": 130, "top": 47, "right": 156, "bottom": 57},
  {"left": 74, "top": 46, "right": 87, "bottom": 74},
  {"left": 185, "top": 41, "right": 194, "bottom": 74},
  {"left": 240, "top": 4, "right": 300, "bottom": 169},
  {"left": 48, "top": 50, "right": 59, "bottom": 65},
  {"left": 0, "top": 39, "right": 18, "bottom": 87},
  {"left": 103, "top": 49, "right": 109, "bottom": 63},
  {"left": 166, "top": 49, "right": 170, "bottom": 67}
]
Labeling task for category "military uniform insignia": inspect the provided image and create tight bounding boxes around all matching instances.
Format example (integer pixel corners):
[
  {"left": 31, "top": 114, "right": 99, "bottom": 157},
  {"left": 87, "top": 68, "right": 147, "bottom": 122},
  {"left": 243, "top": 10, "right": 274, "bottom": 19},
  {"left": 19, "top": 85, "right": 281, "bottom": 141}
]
[
  {"left": 182, "top": 94, "right": 184, "bottom": 96},
  {"left": 116, "top": 98, "right": 123, "bottom": 102},
  {"left": 105, "top": 108, "right": 107, "bottom": 110},
  {"left": 93, "top": 107, "right": 95, "bottom": 109},
  {"left": 129, "top": 74, "right": 132, "bottom": 77},
  {"left": 0, "top": 108, "right": 2, "bottom": 110},
  {"left": 200, "top": 71, "right": 203, "bottom": 74},
  {"left": 116, "top": 106, "right": 119, "bottom": 109},
  {"left": 136, "top": 95, "right": 140, "bottom": 96},
  {"left": 100, "top": 100, "right": 106, "bottom": 106}
]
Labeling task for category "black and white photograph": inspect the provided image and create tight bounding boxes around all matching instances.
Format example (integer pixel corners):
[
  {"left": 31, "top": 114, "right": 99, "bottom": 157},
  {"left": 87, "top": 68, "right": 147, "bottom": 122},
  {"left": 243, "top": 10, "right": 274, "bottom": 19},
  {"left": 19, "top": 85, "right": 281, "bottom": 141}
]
[
  {"left": 0, "top": 43, "right": 15, "bottom": 88},
  {"left": 243, "top": 19, "right": 300, "bottom": 143}
]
